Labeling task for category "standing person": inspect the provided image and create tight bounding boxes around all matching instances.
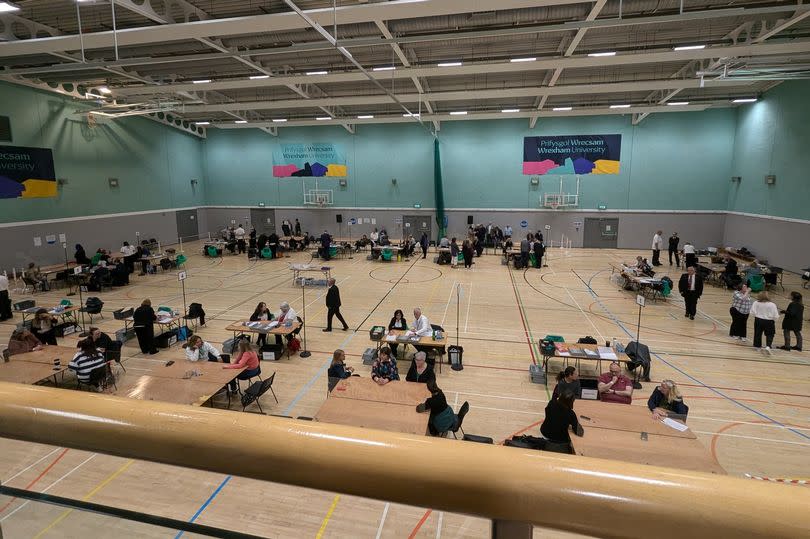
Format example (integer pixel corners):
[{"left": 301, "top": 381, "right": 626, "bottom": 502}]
[
  {"left": 682, "top": 240, "right": 697, "bottom": 269},
  {"left": 461, "top": 239, "right": 474, "bottom": 269},
  {"left": 234, "top": 224, "right": 246, "bottom": 254},
  {"left": 294, "top": 219, "right": 302, "bottom": 236},
  {"left": 250, "top": 302, "right": 273, "bottom": 346},
  {"left": 324, "top": 278, "right": 349, "bottom": 332},
  {"left": 120, "top": 241, "right": 137, "bottom": 273},
  {"left": 519, "top": 234, "right": 531, "bottom": 269},
  {"left": 31, "top": 309, "right": 58, "bottom": 345},
  {"left": 651, "top": 230, "right": 663, "bottom": 266},
  {"left": 504, "top": 224, "right": 513, "bottom": 239},
  {"left": 678, "top": 266, "right": 704, "bottom": 320},
  {"left": 74, "top": 244, "right": 91, "bottom": 265},
  {"left": 751, "top": 292, "right": 779, "bottom": 354},
  {"left": 420, "top": 232, "right": 429, "bottom": 259},
  {"left": 533, "top": 235, "right": 545, "bottom": 268},
  {"left": 729, "top": 284, "right": 753, "bottom": 341},
  {"left": 320, "top": 230, "right": 332, "bottom": 261},
  {"left": 133, "top": 299, "right": 158, "bottom": 355},
  {"left": 0, "top": 271, "right": 12, "bottom": 321},
  {"left": 668, "top": 232, "right": 680, "bottom": 266},
  {"left": 281, "top": 219, "right": 292, "bottom": 237},
  {"left": 450, "top": 237, "right": 459, "bottom": 268},
  {"left": 780, "top": 292, "right": 804, "bottom": 351}
]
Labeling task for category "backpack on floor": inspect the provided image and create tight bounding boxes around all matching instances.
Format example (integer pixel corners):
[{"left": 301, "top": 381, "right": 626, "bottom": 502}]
[{"left": 287, "top": 337, "right": 301, "bottom": 353}]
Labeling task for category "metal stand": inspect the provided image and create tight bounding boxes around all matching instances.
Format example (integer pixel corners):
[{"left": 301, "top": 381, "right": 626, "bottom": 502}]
[
  {"left": 64, "top": 245, "right": 76, "bottom": 296},
  {"left": 299, "top": 282, "right": 311, "bottom": 358}
]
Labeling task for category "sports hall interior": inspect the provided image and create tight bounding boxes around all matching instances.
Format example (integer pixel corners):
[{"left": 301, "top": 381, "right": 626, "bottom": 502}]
[{"left": 0, "top": 1, "right": 809, "bottom": 538}]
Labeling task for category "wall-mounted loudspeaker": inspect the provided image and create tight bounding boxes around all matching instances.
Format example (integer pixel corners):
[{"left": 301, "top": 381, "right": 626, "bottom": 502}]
[{"left": 336, "top": 214, "right": 343, "bottom": 223}]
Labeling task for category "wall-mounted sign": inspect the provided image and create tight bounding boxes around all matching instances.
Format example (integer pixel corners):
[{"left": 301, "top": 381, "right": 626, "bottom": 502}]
[
  {"left": 523, "top": 135, "right": 622, "bottom": 175},
  {"left": 520, "top": 220, "right": 528, "bottom": 228}
]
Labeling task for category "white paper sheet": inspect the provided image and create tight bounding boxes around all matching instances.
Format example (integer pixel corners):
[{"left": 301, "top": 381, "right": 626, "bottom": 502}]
[
  {"left": 597, "top": 347, "right": 618, "bottom": 360},
  {"left": 662, "top": 418, "right": 689, "bottom": 432}
]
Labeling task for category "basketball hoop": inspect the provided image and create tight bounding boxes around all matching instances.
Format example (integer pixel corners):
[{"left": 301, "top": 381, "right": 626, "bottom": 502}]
[{"left": 550, "top": 202, "right": 559, "bottom": 211}]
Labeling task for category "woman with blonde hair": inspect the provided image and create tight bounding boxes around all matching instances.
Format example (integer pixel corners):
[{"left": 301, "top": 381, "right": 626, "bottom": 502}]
[
  {"left": 750, "top": 291, "right": 779, "bottom": 354},
  {"left": 223, "top": 340, "right": 260, "bottom": 391},
  {"left": 647, "top": 379, "right": 688, "bottom": 420},
  {"left": 327, "top": 349, "right": 354, "bottom": 380}
]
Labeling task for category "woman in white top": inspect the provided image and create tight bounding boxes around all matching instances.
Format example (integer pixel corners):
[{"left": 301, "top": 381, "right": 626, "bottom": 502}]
[
  {"left": 750, "top": 291, "right": 779, "bottom": 353},
  {"left": 682, "top": 241, "right": 697, "bottom": 268},
  {"left": 184, "top": 335, "right": 222, "bottom": 362}
]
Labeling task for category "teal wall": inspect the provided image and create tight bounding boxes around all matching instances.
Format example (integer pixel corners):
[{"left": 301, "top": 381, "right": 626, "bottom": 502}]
[
  {"left": 728, "top": 80, "right": 810, "bottom": 220},
  {"left": 0, "top": 81, "right": 206, "bottom": 224},
  {"left": 204, "top": 110, "right": 735, "bottom": 211}
]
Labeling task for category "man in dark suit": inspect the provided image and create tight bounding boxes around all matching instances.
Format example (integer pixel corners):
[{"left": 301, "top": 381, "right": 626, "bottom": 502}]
[
  {"left": 678, "top": 266, "right": 704, "bottom": 320},
  {"left": 324, "top": 278, "right": 349, "bottom": 331},
  {"left": 320, "top": 230, "right": 332, "bottom": 261}
]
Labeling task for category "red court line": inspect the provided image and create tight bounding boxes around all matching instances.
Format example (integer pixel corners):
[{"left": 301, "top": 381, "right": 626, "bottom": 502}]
[
  {"left": 408, "top": 509, "right": 433, "bottom": 539},
  {"left": 499, "top": 420, "right": 544, "bottom": 445},
  {"left": 509, "top": 269, "right": 537, "bottom": 366},
  {"left": 0, "top": 448, "right": 69, "bottom": 514}
]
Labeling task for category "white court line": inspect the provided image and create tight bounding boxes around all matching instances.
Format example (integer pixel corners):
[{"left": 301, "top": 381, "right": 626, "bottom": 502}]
[
  {"left": 690, "top": 416, "right": 810, "bottom": 432},
  {"left": 0, "top": 454, "right": 97, "bottom": 522},
  {"left": 464, "top": 283, "right": 473, "bottom": 332},
  {"left": 693, "top": 431, "right": 810, "bottom": 447},
  {"left": 455, "top": 390, "right": 548, "bottom": 403},
  {"left": 470, "top": 405, "right": 538, "bottom": 415},
  {"left": 2, "top": 448, "right": 61, "bottom": 484},
  {"left": 436, "top": 511, "right": 444, "bottom": 539},
  {"left": 374, "top": 502, "right": 390, "bottom": 539},
  {"left": 563, "top": 285, "right": 605, "bottom": 342},
  {"left": 440, "top": 280, "right": 457, "bottom": 326}
]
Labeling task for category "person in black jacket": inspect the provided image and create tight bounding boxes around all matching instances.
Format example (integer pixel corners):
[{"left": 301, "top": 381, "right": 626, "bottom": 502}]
[
  {"left": 667, "top": 232, "right": 680, "bottom": 266},
  {"left": 74, "top": 244, "right": 91, "bottom": 265},
  {"left": 320, "top": 230, "right": 332, "bottom": 261},
  {"left": 540, "top": 390, "right": 583, "bottom": 453},
  {"left": 780, "top": 291, "right": 804, "bottom": 351},
  {"left": 387, "top": 309, "right": 407, "bottom": 357},
  {"left": 327, "top": 349, "right": 355, "bottom": 380},
  {"left": 86, "top": 326, "right": 122, "bottom": 354},
  {"left": 250, "top": 302, "right": 273, "bottom": 346},
  {"left": 324, "top": 278, "right": 349, "bottom": 332},
  {"left": 420, "top": 233, "right": 429, "bottom": 259},
  {"left": 406, "top": 351, "right": 436, "bottom": 384},
  {"left": 647, "top": 379, "right": 688, "bottom": 420},
  {"left": 133, "top": 299, "right": 158, "bottom": 354},
  {"left": 417, "top": 381, "right": 455, "bottom": 436},
  {"left": 533, "top": 237, "right": 545, "bottom": 268},
  {"left": 678, "top": 266, "right": 704, "bottom": 320}
]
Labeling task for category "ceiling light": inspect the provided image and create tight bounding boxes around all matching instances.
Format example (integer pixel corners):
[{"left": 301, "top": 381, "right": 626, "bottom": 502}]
[
  {"left": 357, "top": 115, "right": 374, "bottom": 119},
  {"left": 316, "top": 116, "right": 332, "bottom": 121},
  {"left": 97, "top": 86, "right": 111, "bottom": 94},
  {"left": 553, "top": 107, "right": 573, "bottom": 111},
  {"left": 588, "top": 51, "right": 616, "bottom": 57},
  {"left": 449, "top": 111, "right": 467, "bottom": 115},
  {"left": 305, "top": 70, "right": 328, "bottom": 76},
  {"left": 235, "top": 120, "right": 248, "bottom": 124},
  {"left": 403, "top": 113, "right": 420, "bottom": 117},
  {"left": 501, "top": 109, "right": 520, "bottom": 113},
  {"left": 249, "top": 75, "right": 270, "bottom": 80},
  {"left": 272, "top": 119, "right": 287, "bottom": 123},
  {"left": 192, "top": 79, "right": 211, "bottom": 84},
  {"left": 674, "top": 45, "right": 706, "bottom": 51},
  {"left": 510, "top": 57, "right": 536, "bottom": 63},
  {"left": 0, "top": 2, "right": 20, "bottom": 13},
  {"left": 667, "top": 101, "right": 690, "bottom": 106},
  {"left": 437, "top": 62, "right": 462, "bottom": 67},
  {"left": 732, "top": 98, "right": 758, "bottom": 103},
  {"left": 610, "top": 104, "right": 631, "bottom": 109},
  {"left": 373, "top": 66, "right": 396, "bottom": 71},
  {"left": 195, "top": 122, "right": 210, "bottom": 126}
]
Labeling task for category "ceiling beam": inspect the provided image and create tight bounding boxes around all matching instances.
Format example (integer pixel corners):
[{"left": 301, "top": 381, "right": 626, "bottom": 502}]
[
  {"left": 110, "top": 40, "right": 810, "bottom": 97},
  {"left": 754, "top": 9, "right": 810, "bottom": 42}
]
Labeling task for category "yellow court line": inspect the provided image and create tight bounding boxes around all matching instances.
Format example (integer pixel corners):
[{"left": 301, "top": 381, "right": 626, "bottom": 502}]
[
  {"left": 33, "top": 459, "right": 134, "bottom": 539},
  {"left": 315, "top": 494, "right": 340, "bottom": 539}
]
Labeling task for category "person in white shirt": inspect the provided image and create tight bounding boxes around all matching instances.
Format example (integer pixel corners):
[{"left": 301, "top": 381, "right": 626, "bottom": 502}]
[
  {"left": 234, "top": 225, "right": 247, "bottom": 254},
  {"left": 409, "top": 307, "right": 434, "bottom": 354},
  {"left": 184, "top": 335, "right": 222, "bottom": 362},
  {"left": 0, "top": 273, "right": 11, "bottom": 320},
  {"left": 682, "top": 241, "right": 697, "bottom": 268},
  {"left": 750, "top": 292, "right": 780, "bottom": 354},
  {"left": 504, "top": 225, "right": 513, "bottom": 238},
  {"left": 651, "top": 230, "right": 663, "bottom": 266},
  {"left": 274, "top": 301, "right": 299, "bottom": 347},
  {"left": 370, "top": 228, "right": 379, "bottom": 243},
  {"left": 120, "top": 241, "right": 137, "bottom": 273}
]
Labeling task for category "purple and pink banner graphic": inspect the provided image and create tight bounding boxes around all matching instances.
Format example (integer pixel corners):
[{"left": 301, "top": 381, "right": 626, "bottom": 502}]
[
  {"left": 523, "top": 134, "right": 621, "bottom": 175},
  {"left": 272, "top": 142, "right": 347, "bottom": 178}
]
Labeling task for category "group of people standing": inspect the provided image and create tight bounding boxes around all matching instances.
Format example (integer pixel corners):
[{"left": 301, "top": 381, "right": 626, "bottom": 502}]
[{"left": 729, "top": 287, "right": 803, "bottom": 353}]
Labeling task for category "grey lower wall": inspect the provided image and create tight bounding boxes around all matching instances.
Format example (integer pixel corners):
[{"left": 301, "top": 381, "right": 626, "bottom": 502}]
[{"left": 723, "top": 213, "right": 810, "bottom": 273}]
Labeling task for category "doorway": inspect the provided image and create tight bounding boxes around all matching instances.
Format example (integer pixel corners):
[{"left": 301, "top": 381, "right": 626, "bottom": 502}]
[
  {"left": 583, "top": 218, "right": 619, "bottom": 248},
  {"left": 403, "top": 215, "right": 431, "bottom": 241},
  {"left": 175, "top": 209, "right": 199, "bottom": 242},
  {"left": 250, "top": 209, "right": 276, "bottom": 236}
]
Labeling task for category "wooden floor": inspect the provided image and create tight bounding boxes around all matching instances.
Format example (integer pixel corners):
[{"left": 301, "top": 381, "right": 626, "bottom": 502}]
[{"left": 1, "top": 243, "right": 808, "bottom": 538}]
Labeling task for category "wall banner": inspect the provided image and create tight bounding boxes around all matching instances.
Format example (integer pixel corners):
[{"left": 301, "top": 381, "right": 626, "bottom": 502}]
[
  {"left": 0, "top": 145, "right": 57, "bottom": 198},
  {"left": 272, "top": 143, "right": 348, "bottom": 178},
  {"left": 523, "top": 134, "right": 621, "bottom": 175}
]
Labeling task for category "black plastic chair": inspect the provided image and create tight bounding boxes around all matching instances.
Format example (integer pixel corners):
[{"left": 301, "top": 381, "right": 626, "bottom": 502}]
[
  {"left": 241, "top": 372, "right": 278, "bottom": 413},
  {"left": 77, "top": 362, "right": 116, "bottom": 392},
  {"left": 80, "top": 300, "right": 104, "bottom": 323},
  {"left": 105, "top": 348, "right": 125, "bottom": 373},
  {"left": 450, "top": 401, "right": 470, "bottom": 439}
]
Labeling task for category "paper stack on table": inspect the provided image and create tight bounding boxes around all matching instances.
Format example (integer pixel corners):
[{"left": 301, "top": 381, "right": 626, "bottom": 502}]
[
  {"left": 597, "top": 347, "right": 618, "bottom": 360},
  {"left": 662, "top": 418, "right": 689, "bottom": 432}
]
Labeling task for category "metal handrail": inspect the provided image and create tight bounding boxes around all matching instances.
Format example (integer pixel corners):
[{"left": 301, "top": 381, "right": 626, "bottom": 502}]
[{"left": 0, "top": 382, "right": 808, "bottom": 539}]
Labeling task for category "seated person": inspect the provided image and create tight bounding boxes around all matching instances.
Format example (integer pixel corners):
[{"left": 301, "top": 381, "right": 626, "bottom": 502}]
[
  {"left": 223, "top": 340, "right": 260, "bottom": 390},
  {"left": 183, "top": 335, "right": 223, "bottom": 362},
  {"left": 416, "top": 380, "right": 456, "bottom": 436},
  {"left": 552, "top": 366, "right": 580, "bottom": 400},
  {"left": 354, "top": 234, "right": 370, "bottom": 252},
  {"left": 74, "top": 244, "right": 91, "bottom": 265},
  {"left": 408, "top": 307, "right": 433, "bottom": 354},
  {"left": 371, "top": 347, "right": 399, "bottom": 385},
  {"left": 635, "top": 256, "right": 654, "bottom": 277},
  {"left": 721, "top": 255, "right": 740, "bottom": 288},
  {"left": 387, "top": 309, "right": 407, "bottom": 357},
  {"left": 327, "top": 349, "right": 355, "bottom": 380},
  {"left": 250, "top": 302, "right": 274, "bottom": 346},
  {"left": 597, "top": 362, "right": 634, "bottom": 404},
  {"left": 86, "top": 327, "right": 122, "bottom": 353},
  {"left": 540, "top": 390, "right": 584, "bottom": 453},
  {"left": 406, "top": 351, "right": 436, "bottom": 384},
  {"left": 69, "top": 338, "right": 108, "bottom": 387},
  {"left": 26, "top": 262, "right": 50, "bottom": 291},
  {"left": 31, "top": 308, "right": 58, "bottom": 345},
  {"left": 647, "top": 379, "right": 688, "bottom": 420},
  {"left": 439, "top": 237, "right": 450, "bottom": 248},
  {"left": 8, "top": 328, "right": 43, "bottom": 356},
  {"left": 274, "top": 301, "right": 299, "bottom": 345},
  {"left": 742, "top": 260, "right": 762, "bottom": 283}
]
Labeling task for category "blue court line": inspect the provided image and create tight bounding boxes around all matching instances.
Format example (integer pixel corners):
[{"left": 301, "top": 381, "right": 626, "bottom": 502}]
[
  {"left": 584, "top": 275, "right": 810, "bottom": 442},
  {"left": 174, "top": 475, "right": 232, "bottom": 539}
]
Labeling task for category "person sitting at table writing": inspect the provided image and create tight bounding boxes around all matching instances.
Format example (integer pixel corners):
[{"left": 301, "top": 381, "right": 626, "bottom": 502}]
[
  {"left": 409, "top": 307, "right": 434, "bottom": 354},
  {"left": 647, "top": 379, "right": 688, "bottom": 421},
  {"left": 8, "top": 328, "right": 43, "bottom": 356},
  {"left": 552, "top": 366, "right": 580, "bottom": 400},
  {"left": 417, "top": 380, "right": 456, "bottom": 436},
  {"left": 597, "top": 362, "right": 634, "bottom": 404},
  {"left": 540, "top": 390, "right": 583, "bottom": 453},
  {"left": 223, "top": 340, "right": 260, "bottom": 390},
  {"left": 31, "top": 308, "right": 58, "bottom": 345},
  {"left": 250, "top": 302, "right": 273, "bottom": 346},
  {"left": 328, "top": 349, "right": 355, "bottom": 380},
  {"left": 69, "top": 338, "right": 108, "bottom": 389},
  {"left": 387, "top": 309, "right": 407, "bottom": 357},
  {"left": 406, "top": 351, "right": 435, "bottom": 385},
  {"left": 371, "top": 347, "right": 399, "bottom": 385}
]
